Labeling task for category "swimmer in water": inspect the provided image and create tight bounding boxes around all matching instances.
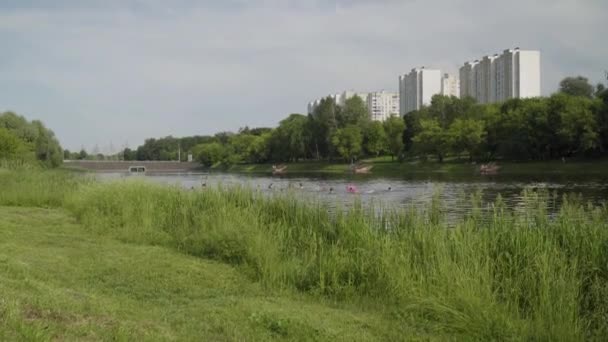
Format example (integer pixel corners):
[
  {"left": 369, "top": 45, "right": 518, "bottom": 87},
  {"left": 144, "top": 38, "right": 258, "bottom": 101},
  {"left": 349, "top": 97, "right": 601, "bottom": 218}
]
[
  {"left": 299, "top": 182, "right": 303, "bottom": 189},
  {"left": 268, "top": 183, "right": 273, "bottom": 189},
  {"left": 388, "top": 186, "right": 392, "bottom": 191},
  {"left": 329, "top": 187, "right": 334, "bottom": 193}
]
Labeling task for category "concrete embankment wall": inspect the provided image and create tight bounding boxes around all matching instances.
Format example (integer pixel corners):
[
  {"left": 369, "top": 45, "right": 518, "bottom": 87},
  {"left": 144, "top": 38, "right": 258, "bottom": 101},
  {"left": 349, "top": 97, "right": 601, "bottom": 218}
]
[{"left": 63, "top": 160, "right": 203, "bottom": 172}]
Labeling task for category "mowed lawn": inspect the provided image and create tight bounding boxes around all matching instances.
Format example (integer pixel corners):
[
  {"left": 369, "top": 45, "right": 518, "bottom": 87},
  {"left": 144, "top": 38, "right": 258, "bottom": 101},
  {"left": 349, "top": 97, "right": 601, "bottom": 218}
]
[{"left": 0, "top": 206, "right": 406, "bottom": 341}]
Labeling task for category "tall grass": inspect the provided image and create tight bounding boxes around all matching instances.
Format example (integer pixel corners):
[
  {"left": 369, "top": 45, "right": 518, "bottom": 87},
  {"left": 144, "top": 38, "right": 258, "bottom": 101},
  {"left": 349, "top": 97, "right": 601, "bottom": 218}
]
[
  {"left": 0, "top": 168, "right": 87, "bottom": 207},
  {"left": 2, "top": 169, "right": 608, "bottom": 340}
]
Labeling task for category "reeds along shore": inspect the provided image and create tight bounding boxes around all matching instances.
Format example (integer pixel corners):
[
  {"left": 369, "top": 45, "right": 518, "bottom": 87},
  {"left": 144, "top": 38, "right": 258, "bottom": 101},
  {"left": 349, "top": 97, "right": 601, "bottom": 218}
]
[{"left": 2, "top": 169, "right": 608, "bottom": 340}]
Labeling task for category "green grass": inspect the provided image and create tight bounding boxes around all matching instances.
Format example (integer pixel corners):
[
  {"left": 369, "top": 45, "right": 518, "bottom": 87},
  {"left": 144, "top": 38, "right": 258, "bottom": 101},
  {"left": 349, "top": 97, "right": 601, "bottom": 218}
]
[
  {"left": 3, "top": 169, "right": 608, "bottom": 340},
  {"left": 0, "top": 206, "right": 406, "bottom": 341}
]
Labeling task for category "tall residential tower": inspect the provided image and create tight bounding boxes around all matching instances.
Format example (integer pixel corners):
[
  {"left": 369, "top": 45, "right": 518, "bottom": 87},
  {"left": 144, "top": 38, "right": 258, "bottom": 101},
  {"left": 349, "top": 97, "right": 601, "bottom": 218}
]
[
  {"left": 400, "top": 68, "right": 458, "bottom": 115},
  {"left": 459, "top": 48, "right": 540, "bottom": 103}
]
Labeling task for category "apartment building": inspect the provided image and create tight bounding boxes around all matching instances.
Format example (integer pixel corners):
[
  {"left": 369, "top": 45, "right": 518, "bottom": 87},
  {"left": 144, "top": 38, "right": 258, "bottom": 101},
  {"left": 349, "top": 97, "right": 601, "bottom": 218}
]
[
  {"left": 460, "top": 48, "right": 540, "bottom": 103},
  {"left": 367, "top": 91, "right": 399, "bottom": 121},
  {"left": 441, "top": 73, "right": 460, "bottom": 97},
  {"left": 399, "top": 67, "right": 442, "bottom": 115}
]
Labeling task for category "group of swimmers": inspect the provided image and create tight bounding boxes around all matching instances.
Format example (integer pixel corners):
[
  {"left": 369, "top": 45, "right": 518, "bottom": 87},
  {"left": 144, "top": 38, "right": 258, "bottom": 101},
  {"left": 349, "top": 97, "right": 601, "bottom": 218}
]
[
  {"left": 194, "top": 176, "right": 392, "bottom": 194},
  {"left": 266, "top": 182, "right": 392, "bottom": 194}
]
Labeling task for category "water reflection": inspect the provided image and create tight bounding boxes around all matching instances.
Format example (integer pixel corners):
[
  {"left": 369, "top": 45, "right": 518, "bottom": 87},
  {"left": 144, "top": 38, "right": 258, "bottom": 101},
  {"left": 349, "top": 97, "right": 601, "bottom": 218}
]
[{"left": 96, "top": 171, "right": 608, "bottom": 218}]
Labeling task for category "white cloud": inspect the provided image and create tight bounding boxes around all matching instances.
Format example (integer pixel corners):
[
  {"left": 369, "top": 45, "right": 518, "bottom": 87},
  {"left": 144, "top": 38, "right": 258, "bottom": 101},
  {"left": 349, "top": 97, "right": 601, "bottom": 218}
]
[{"left": 0, "top": 0, "right": 606, "bottom": 150}]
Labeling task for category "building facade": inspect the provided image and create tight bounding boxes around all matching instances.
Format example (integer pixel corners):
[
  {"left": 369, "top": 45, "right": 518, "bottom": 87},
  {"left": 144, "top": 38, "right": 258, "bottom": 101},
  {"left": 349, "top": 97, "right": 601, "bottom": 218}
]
[
  {"left": 399, "top": 68, "right": 442, "bottom": 115},
  {"left": 459, "top": 48, "right": 540, "bottom": 103},
  {"left": 441, "top": 73, "right": 460, "bottom": 97},
  {"left": 367, "top": 91, "right": 399, "bottom": 121}
]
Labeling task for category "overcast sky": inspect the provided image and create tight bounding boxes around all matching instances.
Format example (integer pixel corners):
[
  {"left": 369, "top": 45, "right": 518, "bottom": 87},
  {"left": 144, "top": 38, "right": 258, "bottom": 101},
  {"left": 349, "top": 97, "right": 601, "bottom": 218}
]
[{"left": 0, "top": 0, "right": 606, "bottom": 151}]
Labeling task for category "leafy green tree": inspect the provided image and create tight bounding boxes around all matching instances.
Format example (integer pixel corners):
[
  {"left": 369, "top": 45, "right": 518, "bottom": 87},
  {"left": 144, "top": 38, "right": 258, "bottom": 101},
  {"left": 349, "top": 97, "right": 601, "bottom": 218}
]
[
  {"left": 123, "top": 148, "right": 136, "bottom": 161},
  {"left": 308, "top": 97, "right": 338, "bottom": 159},
  {"left": 31, "top": 120, "right": 62, "bottom": 167},
  {"left": 383, "top": 116, "right": 405, "bottom": 161},
  {"left": 193, "top": 142, "right": 225, "bottom": 167},
  {"left": 229, "top": 134, "right": 257, "bottom": 163},
  {"left": 78, "top": 149, "right": 88, "bottom": 160},
  {"left": 550, "top": 93, "right": 599, "bottom": 155},
  {"left": 248, "top": 132, "right": 271, "bottom": 163},
  {"left": 596, "top": 83, "right": 606, "bottom": 98},
  {"left": 0, "top": 128, "right": 25, "bottom": 160},
  {"left": 270, "top": 114, "right": 308, "bottom": 162},
  {"left": 337, "top": 95, "right": 369, "bottom": 127},
  {"left": 448, "top": 119, "right": 486, "bottom": 161},
  {"left": 596, "top": 88, "right": 608, "bottom": 153},
  {"left": 428, "top": 95, "right": 476, "bottom": 127},
  {"left": 331, "top": 125, "right": 363, "bottom": 163},
  {"left": 559, "top": 76, "right": 594, "bottom": 98},
  {"left": 362, "top": 121, "right": 387, "bottom": 157},
  {"left": 413, "top": 119, "right": 449, "bottom": 162}
]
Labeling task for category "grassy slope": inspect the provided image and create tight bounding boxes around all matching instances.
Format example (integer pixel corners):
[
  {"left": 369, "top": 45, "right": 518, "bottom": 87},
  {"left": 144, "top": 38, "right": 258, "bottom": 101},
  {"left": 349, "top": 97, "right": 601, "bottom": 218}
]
[{"left": 0, "top": 206, "right": 408, "bottom": 341}]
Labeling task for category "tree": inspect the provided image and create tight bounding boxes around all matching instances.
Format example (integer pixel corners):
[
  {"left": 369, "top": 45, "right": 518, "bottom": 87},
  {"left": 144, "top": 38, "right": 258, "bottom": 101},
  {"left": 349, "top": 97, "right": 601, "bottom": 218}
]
[
  {"left": 0, "top": 128, "right": 25, "bottom": 160},
  {"left": 383, "top": 116, "right": 406, "bottom": 161},
  {"left": 193, "top": 142, "right": 225, "bottom": 167},
  {"left": 448, "top": 118, "right": 486, "bottom": 161},
  {"left": 248, "top": 132, "right": 271, "bottom": 163},
  {"left": 337, "top": 95, "right": 369, "bottom": 127},
  {"left": 123, "top": 148, "right": 136, "bottom": 161},
  {"left": 308, "top": 97, "right": 338, "bottom": 159},
  {"left": 559, "top": 76, "right": 594, "bottom": 98},
  {"left": 596, "top": 83, "right": 606, "bottom": 98},
  {"left": 362, "top": 121, "right": 387, "bottom": 157},
  {"left": 229, "top": 134, "right": 257, "bottom": 163},
  {"left": 550, "top": 93, "right": 599, "bottom": 155},
  {"left": 413, "top": 119, "right": 449, "bottom": 162},
  {"left": 32, "top": 120, "right": 62, "bottom": 167},
  {"left": 78, "top": 149, "right": 88, "bottom": 160},
  {"left": 331, "top": 125, "right": 363, "bottom": 163},
  {"left": 269, "top": 114, "right": 308, "bottom": 162}
]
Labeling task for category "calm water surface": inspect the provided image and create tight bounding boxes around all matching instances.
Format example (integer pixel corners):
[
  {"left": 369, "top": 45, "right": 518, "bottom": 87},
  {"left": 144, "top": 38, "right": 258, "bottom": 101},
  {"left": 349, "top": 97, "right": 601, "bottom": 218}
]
[{"left": 98, "top": 171, "right": 608, "bottom": 218}]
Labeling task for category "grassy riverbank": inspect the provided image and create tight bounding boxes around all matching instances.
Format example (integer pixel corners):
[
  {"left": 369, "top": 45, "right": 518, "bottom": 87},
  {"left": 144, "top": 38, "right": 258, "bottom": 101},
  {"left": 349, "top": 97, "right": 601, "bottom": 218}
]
[
  {"left": 0, "top": 206, "right": 397, "bottom": 340},
  {"left": 220, "top": 158, "right": 608, "bottom": 176},
  {"left": 2, "top": 169, "right": 608, "bottom": 340}
]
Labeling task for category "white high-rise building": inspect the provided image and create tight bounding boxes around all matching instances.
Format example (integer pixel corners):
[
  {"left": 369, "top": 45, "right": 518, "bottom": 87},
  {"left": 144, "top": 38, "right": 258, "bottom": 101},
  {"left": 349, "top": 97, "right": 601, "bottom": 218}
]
[
  {"left": 399, "top": 67, "right": 442, "bottom": 115},
  {"left": 459, "top": 60, "right": 479, "bottom": 99},
  {"left": 441, "top": 73, "right": 460, "bottom": 97},
  {"left": 460, "top": 48, "right": 540, "bottom": 103},
  {"left": 367, "top": 91, "right": 399, "bottom": 121}
]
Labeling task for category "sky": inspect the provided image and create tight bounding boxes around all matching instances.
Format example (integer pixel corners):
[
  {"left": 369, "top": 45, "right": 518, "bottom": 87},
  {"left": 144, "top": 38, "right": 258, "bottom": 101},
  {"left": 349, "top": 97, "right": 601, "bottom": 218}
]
[{"left": 0, "top": 0, "right": 606, "bottom": 152}]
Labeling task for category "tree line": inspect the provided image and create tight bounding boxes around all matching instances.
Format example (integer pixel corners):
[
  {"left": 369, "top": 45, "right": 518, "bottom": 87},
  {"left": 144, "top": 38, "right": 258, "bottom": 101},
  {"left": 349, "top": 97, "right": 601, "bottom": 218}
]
[
  {"left": 0, "top": 111, "right": 63, "bottom": 167},
  {"left": 103, "top": 75, "right": 608, "bottom": 165}
]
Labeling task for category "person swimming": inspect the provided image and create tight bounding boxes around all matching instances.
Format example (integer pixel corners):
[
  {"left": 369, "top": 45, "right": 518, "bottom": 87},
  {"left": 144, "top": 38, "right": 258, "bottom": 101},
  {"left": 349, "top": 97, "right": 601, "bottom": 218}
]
[
  {"left": 329, "top": 187, "right": 334, "bottom": 193},
  {"left": 268, "top": 183, "right": 274, "bottom": 189},
  {"left": 388, "top": 186, "right": 392, "bottom": 191},
  {"left": 347, "top": 184, "right": 358, "bottom": 193},
  {"left": 299, "top": 182, "right": 303, "bottom": 189}
]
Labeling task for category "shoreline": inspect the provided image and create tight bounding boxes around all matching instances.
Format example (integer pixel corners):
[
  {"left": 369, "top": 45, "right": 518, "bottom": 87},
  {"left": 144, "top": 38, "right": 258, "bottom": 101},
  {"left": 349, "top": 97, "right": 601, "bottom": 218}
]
[{"left": 215, "top": 158, "right": 608, "bottom": 176}]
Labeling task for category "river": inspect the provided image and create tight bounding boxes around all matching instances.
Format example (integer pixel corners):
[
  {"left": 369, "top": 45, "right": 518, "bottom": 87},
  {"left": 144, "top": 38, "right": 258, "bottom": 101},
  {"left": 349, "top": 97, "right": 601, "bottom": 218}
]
[{"left": 97, "top": 170, "right": 608, "bottom": 218}]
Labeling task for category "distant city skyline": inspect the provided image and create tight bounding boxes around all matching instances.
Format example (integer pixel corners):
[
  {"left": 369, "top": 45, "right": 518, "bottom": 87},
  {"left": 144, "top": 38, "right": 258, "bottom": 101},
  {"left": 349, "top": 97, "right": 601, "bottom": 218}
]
[{"left": 0, "top": 0, "right": 605, "bottom": 151}]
